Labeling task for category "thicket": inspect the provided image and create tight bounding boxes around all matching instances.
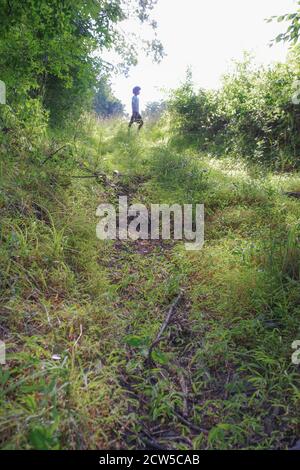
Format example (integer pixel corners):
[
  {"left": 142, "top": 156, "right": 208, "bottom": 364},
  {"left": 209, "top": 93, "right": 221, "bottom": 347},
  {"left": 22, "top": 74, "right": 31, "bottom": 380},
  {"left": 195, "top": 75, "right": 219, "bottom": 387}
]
[
  {"left": 168, "top": 50, "right": 300, "bottom": 170},
  {"left": 0, "top": 0, "right": 162, "bottom": 127}
]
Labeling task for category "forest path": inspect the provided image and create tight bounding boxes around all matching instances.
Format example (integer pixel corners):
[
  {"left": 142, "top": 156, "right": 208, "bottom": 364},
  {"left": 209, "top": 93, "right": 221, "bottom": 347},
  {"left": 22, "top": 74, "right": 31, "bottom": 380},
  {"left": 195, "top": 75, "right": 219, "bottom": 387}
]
[
  {"left": 97, "top": 158, "right": 250, "bottom": 450},
  {"left": 94, "top": 132, "right": 300, "bottom": 450}
]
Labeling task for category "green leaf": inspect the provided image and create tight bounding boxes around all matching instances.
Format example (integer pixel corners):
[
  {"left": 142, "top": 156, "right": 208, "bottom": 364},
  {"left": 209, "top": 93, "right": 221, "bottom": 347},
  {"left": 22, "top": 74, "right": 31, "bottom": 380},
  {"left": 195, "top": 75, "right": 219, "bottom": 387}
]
[
  {"left": 29, "top": 427, "right": 59, "bottom": 450},
  {"left": 124, "top": 335, "right": 147, "bottom": 348},
  {"left": 151, "top": 349, "right": 169, "bottom": 365},
  {"left": 277, "top": 15, "right": 287, "bottom": 23}
]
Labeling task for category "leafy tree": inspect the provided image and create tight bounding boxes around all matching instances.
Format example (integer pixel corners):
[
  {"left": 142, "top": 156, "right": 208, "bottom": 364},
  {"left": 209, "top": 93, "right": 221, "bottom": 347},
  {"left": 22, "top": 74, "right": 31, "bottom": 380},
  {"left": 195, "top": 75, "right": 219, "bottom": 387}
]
[
  {"left": 168, "top": 70, "right": 226, "bottom": 147},
  {"left": 0, "top": 0, "right": 163, "bottom": 124},
  {"left": 168, "top": 52, "right": 300, "bottom": 169},
  {"left": 93, "top": 76, "right": 124, "bottom": 117},
  {"left": 143, "top": 100, "right": 166, "bottom": 120},
  {"left": 268, "top": 1, "right": 300, "bottom": 44}
]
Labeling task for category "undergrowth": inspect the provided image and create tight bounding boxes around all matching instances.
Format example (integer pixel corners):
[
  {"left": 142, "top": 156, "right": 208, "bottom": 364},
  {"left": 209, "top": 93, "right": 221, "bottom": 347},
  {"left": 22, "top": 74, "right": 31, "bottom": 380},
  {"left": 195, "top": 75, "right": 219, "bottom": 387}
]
[{"left": 1, "top": 114, "right": 300, "bottom": 449}]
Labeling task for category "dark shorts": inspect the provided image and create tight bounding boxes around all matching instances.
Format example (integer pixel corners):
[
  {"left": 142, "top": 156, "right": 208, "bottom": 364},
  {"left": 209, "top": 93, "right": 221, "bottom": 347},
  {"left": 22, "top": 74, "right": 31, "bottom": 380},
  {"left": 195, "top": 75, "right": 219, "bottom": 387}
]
[
  {"left": 129, "top": 113, "right": 144, "bottom": 129},
  {"left": 130, "top": 113, "right": 143, "bottom": 123}
]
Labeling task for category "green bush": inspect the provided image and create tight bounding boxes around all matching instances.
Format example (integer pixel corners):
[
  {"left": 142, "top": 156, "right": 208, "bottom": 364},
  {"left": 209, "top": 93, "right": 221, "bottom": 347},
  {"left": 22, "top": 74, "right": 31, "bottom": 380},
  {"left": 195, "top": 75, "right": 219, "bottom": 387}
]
[{"left": 168, "top": 49, "right": 300, "bottom": 169}]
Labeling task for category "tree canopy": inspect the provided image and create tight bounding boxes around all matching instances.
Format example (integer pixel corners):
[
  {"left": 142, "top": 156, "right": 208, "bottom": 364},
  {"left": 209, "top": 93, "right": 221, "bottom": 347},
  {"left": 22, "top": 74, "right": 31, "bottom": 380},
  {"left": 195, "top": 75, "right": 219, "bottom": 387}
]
[
  {"left": 0, "top": 0, "right": 163, "bottom": 123},
  {"left": 93, "top": 76, "right": 124, "bottom": 117},
  {"left": 268, "top": 0, "right": 300, "bottom": 44}
]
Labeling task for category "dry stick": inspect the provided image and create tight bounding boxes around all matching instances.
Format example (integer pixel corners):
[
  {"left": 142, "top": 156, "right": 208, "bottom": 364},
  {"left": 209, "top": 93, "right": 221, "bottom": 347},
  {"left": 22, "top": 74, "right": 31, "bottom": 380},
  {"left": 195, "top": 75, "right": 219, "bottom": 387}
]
[
  {"left": 140, "top": 437, "right": 166, "bottom": 451},
  {"left": 42, "top": 144, "right": 69, "bottom": 164},
  {"left": 174, "top": 411, "right": 208, "bottom": 434},
  {"left": 284, "top": 191, "right": 300, "bottom": 199},
  {"left": 178, "top": 371, "right": 189, "bottom": 418},
  {"left": 70, "top": 175, "right": 101, "bottom": 179},
  {"left": 71, "top": 172, "right": 114, "bottom": 189},
  {"left": 42, "top": 133, "right": 109, "bottom": 182},
  {"left": 140, "top": 432, "right": 167, "bottom": 451},
  {"left": 73, "top": 158, "right": 109, "bottom": 183},
  {"left": 148, "top": 291, "right": 184, "bottom": 362},
  {"left": 146, "top": 294, "right": 209, "bottom": 436},
  {"left": 73, "top": 324, "right": 83, "bottom": 348},
  {"left": 43, "top": 126, "right": 78, "bottom": 165},
  {"left": 42, "top": 303, "right": 52, "bottom": 326},
  {"left": 70, "top": 175, "right": 110, "bottom": 185}
]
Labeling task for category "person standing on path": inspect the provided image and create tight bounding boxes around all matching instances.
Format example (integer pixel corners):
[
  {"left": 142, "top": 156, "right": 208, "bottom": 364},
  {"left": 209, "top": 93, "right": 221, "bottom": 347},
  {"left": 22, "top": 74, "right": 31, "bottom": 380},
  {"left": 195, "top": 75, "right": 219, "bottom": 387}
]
[{"left": 128, "top": 86, "right": 144, "bottom": 130}]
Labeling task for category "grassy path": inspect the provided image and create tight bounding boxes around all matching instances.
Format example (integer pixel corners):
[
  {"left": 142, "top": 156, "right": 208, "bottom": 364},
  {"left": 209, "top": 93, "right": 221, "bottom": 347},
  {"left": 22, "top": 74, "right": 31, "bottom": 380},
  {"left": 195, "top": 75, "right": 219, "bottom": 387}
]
[
  {"left": 1, "top": 119, "right": 300, "bottom": 449},
  {"left": 93, "top": 124, "right": 300, "bottom": 449}
]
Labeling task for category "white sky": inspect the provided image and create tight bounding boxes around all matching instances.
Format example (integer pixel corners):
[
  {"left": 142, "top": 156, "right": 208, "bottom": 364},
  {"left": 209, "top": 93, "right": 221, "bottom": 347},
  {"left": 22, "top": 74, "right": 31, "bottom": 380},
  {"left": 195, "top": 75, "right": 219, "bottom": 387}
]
[{"left": 107, "top": 0, "right": 297, "bottom": 112}]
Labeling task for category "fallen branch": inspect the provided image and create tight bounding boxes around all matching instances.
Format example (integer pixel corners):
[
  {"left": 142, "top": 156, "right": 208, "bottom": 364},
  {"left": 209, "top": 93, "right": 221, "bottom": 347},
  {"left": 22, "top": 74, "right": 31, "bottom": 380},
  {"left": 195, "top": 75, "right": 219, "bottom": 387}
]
[
  {"left": 284, "top": 191, "right": 300, "bottom": 199},
  {"left": 42, "top": 138, "right": 111, "bottom": 185},
  {"left": 42, "top": 144, "right": 69, "bottom": 164},
  {"left": 178, "top": 371, "right": 189, "bottom": 417},
  {"left": 71, "top": 172, "right": 113, "bottom": 188},
  {"left": 73, "top": 159, "right": 110, "bottom": 184},
  {"left": 174, "top": 410, "right": 208, "bottom": 434},
  {"left": 148, "top": 291, "right": 184, "bottom": 362},
  {"left": 140, "top": 432, "right": 167, "bottom": 450},
  {"left": 73, "top": 324, "right": 83, "bottom": 348},
  {"left": 70, "top": 175, "right": 104, "bottom": 179},
  {"left": 41, "top": 303, "right": 52, "bottom": 326}
]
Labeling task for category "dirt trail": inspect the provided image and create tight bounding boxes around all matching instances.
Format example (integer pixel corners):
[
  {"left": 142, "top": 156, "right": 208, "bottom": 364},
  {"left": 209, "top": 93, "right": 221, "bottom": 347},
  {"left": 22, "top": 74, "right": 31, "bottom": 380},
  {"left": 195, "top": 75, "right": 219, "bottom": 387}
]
[{"left": 101, "top": 173, "right": 210, "bottom": 449}]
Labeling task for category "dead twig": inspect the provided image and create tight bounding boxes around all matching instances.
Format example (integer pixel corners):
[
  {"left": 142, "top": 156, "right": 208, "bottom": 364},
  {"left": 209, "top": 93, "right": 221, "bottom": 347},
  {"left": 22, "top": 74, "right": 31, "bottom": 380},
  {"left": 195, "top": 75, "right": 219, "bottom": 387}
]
[
  {"left": 42, "top": 144, "right": 69, "bottom": 164},
  {"left": 174, "top": 410, "right": 208, "bottom": 434},
  {"left": 148, "top": 291, "right": 184, "bottom": 362},
  {"left": 70, "top": 175, "right": 103, "bottom": 179},
  {"left": 73, "top": 324, "right": 83, "bottom": 348},
  {"left": 42, "top": 136, "right": 110, "bottom": 185},
  {"left": 140, "top": 431, "right": 168, "bottom": 450},
  {"left": 41, "top": 303, "right": 52, "bottom": 326},
  {"left": 178, "top": 372, "right": 189, "bottom": 417},
  {"left": 72, "top": 159, "right": 111, "bottom": 185}
]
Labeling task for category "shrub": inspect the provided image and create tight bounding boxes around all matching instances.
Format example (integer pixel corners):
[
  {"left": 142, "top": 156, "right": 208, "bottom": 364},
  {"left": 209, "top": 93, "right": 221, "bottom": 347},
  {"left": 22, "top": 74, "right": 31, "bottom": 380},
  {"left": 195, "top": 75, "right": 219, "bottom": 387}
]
[{"left": 168, "top": 49, "right": 300, "bottom": 170}]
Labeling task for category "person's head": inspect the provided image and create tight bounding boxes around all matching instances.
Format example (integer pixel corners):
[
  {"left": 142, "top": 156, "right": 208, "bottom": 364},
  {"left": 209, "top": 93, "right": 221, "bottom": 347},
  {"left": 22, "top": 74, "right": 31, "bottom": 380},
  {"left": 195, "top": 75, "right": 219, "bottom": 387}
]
[{"left": 133, "top": 86, "right": 141, "bottom": 96}]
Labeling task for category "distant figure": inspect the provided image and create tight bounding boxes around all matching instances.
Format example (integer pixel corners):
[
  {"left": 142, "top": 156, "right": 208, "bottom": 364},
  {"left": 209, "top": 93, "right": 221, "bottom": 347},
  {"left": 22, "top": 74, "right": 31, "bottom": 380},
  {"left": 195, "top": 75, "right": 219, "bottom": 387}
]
[{"left": 128, "top": 86, "right": 143, "bottom": 130}]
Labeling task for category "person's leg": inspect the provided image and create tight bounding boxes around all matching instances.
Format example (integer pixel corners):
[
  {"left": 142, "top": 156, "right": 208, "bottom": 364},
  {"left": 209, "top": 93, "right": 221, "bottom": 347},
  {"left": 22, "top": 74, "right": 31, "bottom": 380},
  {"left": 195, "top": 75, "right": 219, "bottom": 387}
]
[
  {"left": 137, "top": 113, "right": 143, "bottom": 130},
  {"left": 138, "top": 118, "right": 144, "bottom": 130},
  {"left": 128, "top": 115, "right": 134, "bottom": 128}
]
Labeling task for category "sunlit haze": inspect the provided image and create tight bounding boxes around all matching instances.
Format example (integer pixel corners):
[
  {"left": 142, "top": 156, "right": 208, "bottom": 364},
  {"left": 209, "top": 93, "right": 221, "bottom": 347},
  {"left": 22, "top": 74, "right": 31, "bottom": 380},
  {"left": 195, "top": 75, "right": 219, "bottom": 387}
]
[{"left": 105, "top": 0, "right": 297, "bottom": 112}]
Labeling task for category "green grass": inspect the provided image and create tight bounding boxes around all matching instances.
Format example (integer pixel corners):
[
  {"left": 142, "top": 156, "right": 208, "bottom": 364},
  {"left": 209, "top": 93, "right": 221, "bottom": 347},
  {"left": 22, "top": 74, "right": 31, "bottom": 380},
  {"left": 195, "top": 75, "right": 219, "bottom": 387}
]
[{"left": 0, "top": 115, "right": 300, "bottom": 449}]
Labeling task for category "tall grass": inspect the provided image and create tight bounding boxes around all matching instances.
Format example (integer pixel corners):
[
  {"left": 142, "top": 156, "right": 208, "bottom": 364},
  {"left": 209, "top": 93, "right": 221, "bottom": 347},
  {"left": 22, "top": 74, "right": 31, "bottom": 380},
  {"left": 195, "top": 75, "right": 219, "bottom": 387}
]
[{"left": 1, "top": 113, "right": 300, "bottom": 449}]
